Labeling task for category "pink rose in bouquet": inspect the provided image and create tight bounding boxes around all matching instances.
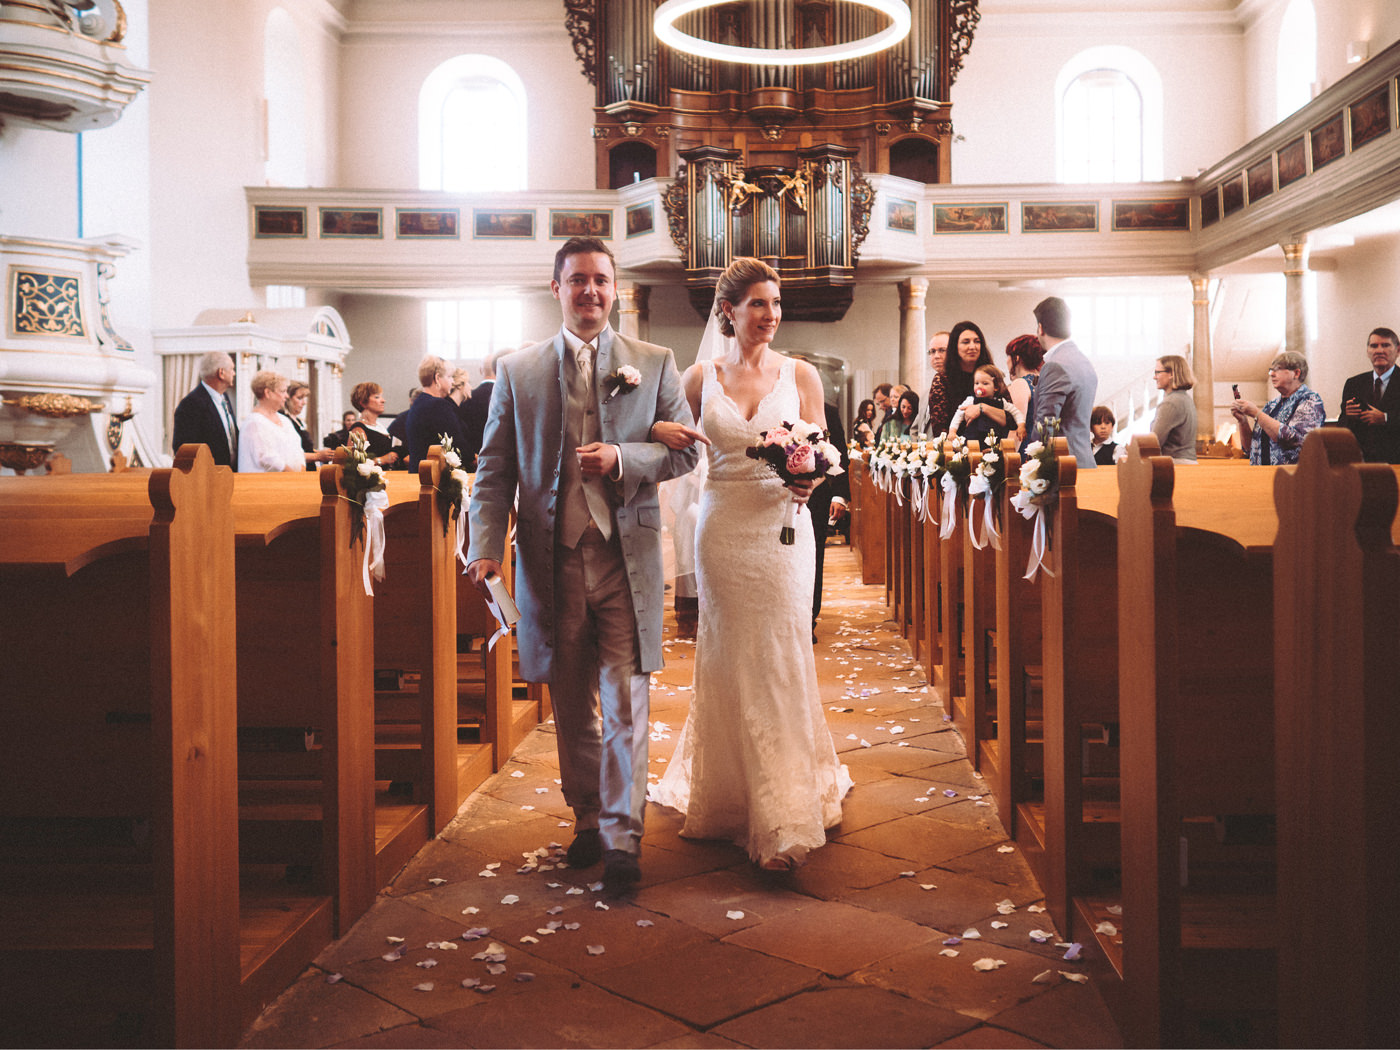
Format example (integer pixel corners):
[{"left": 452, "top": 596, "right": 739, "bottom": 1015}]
[
  {"left": 786, "top": 443, "right": 816, "bottom": 474},
  {"left": 762, "top": 426, "right": 791, "bottom": 448}
]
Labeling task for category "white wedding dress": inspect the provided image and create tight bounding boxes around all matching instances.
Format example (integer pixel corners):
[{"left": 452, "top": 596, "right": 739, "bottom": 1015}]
[{"left": 651, "top": 358, "right": 852, "bottom": 867}]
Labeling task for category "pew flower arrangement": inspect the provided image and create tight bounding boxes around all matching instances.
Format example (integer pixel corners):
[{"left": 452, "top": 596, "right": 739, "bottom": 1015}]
[
  {"left": 342, "top": 429, "right": 389, "bottom": 594},
  {"left": 967, "top": 446, "right": 1006, "bottom": 550},
  {"left": 434, "top": 435, "right": 473, "bottom": 569},
  {"left": 938, "top": 438, "right": 974, "bottom": 539},
  {"left": 746, "top": 418, "right": 845, "bottom": 544},
  {"left": 1009, "top": 418, "right": 1061, "bottom": 579}
]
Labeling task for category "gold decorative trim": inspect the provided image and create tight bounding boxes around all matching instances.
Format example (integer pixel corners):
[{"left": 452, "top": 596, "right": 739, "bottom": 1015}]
[{"left": 2, "top": 392, "right": 104, "bottom": 418}]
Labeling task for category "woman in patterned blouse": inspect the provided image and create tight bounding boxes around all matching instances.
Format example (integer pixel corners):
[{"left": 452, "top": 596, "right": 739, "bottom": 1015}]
[{"left": 1230, "top": 350, "right": 1325, "bottom": 465}]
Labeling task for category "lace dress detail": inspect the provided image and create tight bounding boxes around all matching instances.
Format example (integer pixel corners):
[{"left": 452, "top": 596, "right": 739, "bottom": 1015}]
[{"left": 650, "top": 358, "right": 852, "bottom": 865}]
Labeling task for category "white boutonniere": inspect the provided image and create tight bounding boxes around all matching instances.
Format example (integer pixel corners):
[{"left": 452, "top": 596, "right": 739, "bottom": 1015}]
[{"left": 603, "top": 365, "right": 642, "bottom": 403}]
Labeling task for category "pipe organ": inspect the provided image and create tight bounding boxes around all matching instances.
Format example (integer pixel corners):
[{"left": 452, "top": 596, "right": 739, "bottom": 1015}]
[{"left": 567, "top": 0, "right": 978, "bottom": 319}]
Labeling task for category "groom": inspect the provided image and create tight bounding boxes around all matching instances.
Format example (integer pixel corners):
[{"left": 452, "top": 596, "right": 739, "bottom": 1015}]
[{"left": 467, "top": 238, "right": 703, "bottom": 894}]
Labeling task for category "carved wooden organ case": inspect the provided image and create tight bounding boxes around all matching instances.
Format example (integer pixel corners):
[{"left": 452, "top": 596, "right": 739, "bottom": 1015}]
[{"left": 565, "top": 0, "right": 980, "bottom": 319}]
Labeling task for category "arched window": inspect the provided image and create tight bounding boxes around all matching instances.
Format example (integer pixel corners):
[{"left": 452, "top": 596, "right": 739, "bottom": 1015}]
[
  {"left": 1276, "top": 0, "right": 1317, "bottom": 121},
  {"left": 263, "top": 8, "right": 308, "bottom": 187},
  {"left": 419, "top": 56, "right": 527, "bottom": 191},
  {"left": 1056, "top": 46, "right": 1162, "bottom": 183}
]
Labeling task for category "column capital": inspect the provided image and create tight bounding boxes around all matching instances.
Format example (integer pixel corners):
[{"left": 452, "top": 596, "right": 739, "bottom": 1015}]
[
  {"left": 1280, "top": 242, "right": 1308, "bottom": 276},
  {"left": 898, "top": 276, "right": 929, "bottom": 310}
]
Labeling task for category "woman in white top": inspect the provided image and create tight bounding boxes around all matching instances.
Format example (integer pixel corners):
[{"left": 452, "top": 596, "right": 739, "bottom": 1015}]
[{"left": 238, "top": 370, "right": 306, "bottom": 473}]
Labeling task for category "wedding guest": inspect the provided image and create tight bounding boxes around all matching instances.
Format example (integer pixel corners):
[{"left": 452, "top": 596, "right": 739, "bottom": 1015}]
[
  {"left": 1004, "top": 334, "right": 1045, "bottom": 444},
  {"left": 347, "top": 381, "right": 402, "bottom": 469},
  {"left": 238, "top": 371, "right": 305, "bottom": 473},
  {"left": 925, "top": 330, "right": 950, "bottom": 430},
  {"left": 1091, "top": 406, "right": 1119, "bottom": 465},
  {"left": 281, "top": 381, "right": 334, "bottom": 471},
  {"left": 1151, "top": 355, "right": 1198, "bottom": 463},
  {"left": 406, "top": 359, "right": 468, "bottom": 472},
  {"left": 878, "top": 389, "right": 919, "bottom": 443},
  {"left": 1339, "top": 327, "right": 1400, "bottom": 462},
  {"left": 873, "top": 382, "right": 894, "bottom": 431},
  {"left": 931, "top": 320, "right": 994, "bottom": 435},
  {"left": 462, "top": 350, "right": 501, "bottom": 469},
  {"left": 172, "top": 350, "right": 238, "bottom": 467},
  {"left": 947, "top": 364, "right": 1022, "bottom": 446},
  {"left": 853, "top": 398, "right": 877, "bottom": 448},
  {"left": 1231, "top": 350, "right": 1325, "bottom": 466},
  {"left": 324, "top": 409, "right": 357, "bottom": 450}
]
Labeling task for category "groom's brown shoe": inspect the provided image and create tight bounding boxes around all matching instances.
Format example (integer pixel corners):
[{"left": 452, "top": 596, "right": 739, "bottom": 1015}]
[
  {"left": 602, "top": 849, "right": 641, "bottom": 896},
  {"left": 566, "top": 828, "right": 602, "bottom": 868}
]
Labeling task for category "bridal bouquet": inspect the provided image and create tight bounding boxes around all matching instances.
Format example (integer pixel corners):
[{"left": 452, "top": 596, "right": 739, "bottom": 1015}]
[
  {"left": 1009, "top": 418, "right": 1061, "bottom": 579},
  {"left": 746, "top": 419, "right": 845, "bottom": 544}
]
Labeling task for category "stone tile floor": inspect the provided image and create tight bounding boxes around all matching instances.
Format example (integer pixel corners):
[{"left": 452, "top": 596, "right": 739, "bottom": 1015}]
[{"left": 240, "top": 547, "right": 1123, "bottom": 1049}]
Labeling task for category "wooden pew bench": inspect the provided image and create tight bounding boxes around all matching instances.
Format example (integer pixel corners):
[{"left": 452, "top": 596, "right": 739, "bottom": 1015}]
[
  {"left": 1272, "top": 431, "right": 1400, "bottom": 1047},
  {"left": 0, "top": 447, "right": 319, "bottom": 1048},
  {"left": 1012, "top": 441, "right": 1122, "bottom": 933},
  {"left": 1076, "top": 437, "right": 1280, "bottom": 1048}
]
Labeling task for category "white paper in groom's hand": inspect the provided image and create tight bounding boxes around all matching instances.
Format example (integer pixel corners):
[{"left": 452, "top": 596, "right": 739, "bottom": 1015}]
[{"left": 482, "top": 571, "right": 520, "bottom": 649}]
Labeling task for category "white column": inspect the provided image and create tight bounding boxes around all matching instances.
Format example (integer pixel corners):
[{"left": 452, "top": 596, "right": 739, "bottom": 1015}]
[
  {"left": 1189, "top": 274, "right": 1214, "bottom": 439},
  {"left": 1281, "top": 242, "right": 1308, "bottom": 360},
  {"left": 898, "top": 277, "right": 929, "bottom": 392}
]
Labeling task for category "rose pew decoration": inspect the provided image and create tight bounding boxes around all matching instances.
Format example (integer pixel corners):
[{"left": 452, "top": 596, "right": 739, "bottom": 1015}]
[
  {"left": 967, "top": 444, "right": 1006, "bottom": 551},
  {"left": 1009, "top": 418, "right": 1061, "bottom": 580},
  {"left": 435, "top": 434, "right": 473, "bottom": 570},
  {"left": 746, "top": 418, "right": 845, "bottom": 545},
  {"left": 342, "top": 428, "right": 389, "bottom": 595},
  {"left": 931, "top": 435, "right": 970, "bottom": 539}
]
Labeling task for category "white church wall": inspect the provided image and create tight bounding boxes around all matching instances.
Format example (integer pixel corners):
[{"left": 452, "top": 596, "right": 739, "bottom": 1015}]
[
  {"left": 953, "top": 5, "right": 1245, "bottom": 184},
  {"left": 336, "top": 0, "right": 595, "bottom": 193}
]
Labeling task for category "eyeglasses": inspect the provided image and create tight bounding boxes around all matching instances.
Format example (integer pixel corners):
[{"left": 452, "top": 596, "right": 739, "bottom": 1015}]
[
  {"left": 1267, "top": 365, "right": 1297, "bottom": 374},
  {"left": 1153, "top": 369, "right": 1170, "bottom": 375}
]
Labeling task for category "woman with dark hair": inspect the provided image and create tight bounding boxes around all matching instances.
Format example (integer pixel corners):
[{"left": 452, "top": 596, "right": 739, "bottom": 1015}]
[
  {"left": 929, "top": 320, "right": 993, "bottom": 435},
  {"left": 853, "top": 398, "right": 877, "bottom": 448},
  {"left": 879, "top": 389, "right": 920, "bottom": 443},
  {"left": 1004, "top": 333, "right": 1045, "bottom": 444}
]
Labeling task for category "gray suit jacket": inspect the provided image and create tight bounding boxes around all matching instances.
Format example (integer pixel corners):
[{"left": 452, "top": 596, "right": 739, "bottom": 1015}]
[
  {"left": 1029, "top": 338, "right": 1098, "bottom": 468},
  {"left": 467, "top": 328, "right": 699, "bottom": 680}
]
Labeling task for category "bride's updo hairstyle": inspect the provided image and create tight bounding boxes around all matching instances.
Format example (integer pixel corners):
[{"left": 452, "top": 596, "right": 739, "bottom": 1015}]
[{"left": 712, "top": 257, "right": 780, "bottom": 337}]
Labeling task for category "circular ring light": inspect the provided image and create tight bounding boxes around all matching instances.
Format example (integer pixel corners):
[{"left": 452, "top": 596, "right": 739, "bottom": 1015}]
[{"left": 653, "top": 0, "right": 912, "bottom": 67}]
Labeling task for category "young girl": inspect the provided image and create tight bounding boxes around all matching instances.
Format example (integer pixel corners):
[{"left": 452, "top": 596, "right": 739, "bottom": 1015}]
[{"left": 948, "top": 364, "right": 1022, "bottom": 446}]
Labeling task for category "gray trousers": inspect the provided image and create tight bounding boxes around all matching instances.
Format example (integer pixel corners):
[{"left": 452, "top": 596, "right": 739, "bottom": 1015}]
[{"left": 550, "top": 527, "right": 650, "bottom": 855}]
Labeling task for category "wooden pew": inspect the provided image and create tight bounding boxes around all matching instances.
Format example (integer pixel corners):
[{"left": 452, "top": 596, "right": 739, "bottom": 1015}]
[
  {"left": 1079, "top": 436, "right": 1279, "bottom": 1048},
  {"left": 918, "top": 487, "right": 942, "bottom": 684},
  {"left": 961, "top": 447, "right": 1001, "bottom": 778},
  {"left": 230, "top": 464, "right": 377, "bottom": 948},
  {"left": 0, "top": 447, "right": 315, "bottom": 1048},
  {"left": 1272, "top": 430, "right": 1400, "bottom": 1047},
  {"left": 853, "top": 460, "right": 885, "bottom": 585},
  {"left": 993, "top": 447, "right": 1044, "bottom": 838},
  {"left": 1022, "top": 440, "right": 1121, "bottom": 934},
  {"left": 372, "top": 456, "right": 499, "bottom": 845}
]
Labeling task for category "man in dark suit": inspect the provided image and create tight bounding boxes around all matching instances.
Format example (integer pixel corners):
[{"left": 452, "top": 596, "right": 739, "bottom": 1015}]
[
  {"left": 171, "top": 351, "right": 238, "bottom": 467},
  {"left": 460, "top": 350, "right": 501, "bottom": 470},
  {"left": 405, "top": 356, "right": 468, "bottom": 472},
  {"left": 1340, "top": 326, "right": 1400, "bottom": 463},
  {"left": 1023, "top": 296, "right": 1098, "bottom": 467},
  {"left": 808, "top": 399, "right": 849, "bottom": 638}
]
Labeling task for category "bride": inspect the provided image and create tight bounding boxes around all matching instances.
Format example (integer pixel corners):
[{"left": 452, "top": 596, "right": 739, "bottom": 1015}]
[{"left": 649, "top": 257, "right": 853, "bottom": 871}]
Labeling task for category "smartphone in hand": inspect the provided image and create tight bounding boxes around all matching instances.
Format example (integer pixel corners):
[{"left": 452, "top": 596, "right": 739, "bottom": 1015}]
[{"left": 1232, "top": 384, "right": 1241, "bottom": 399}]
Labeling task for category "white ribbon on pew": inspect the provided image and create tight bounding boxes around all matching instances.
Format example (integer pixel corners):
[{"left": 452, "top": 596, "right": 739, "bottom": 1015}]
[
  {"left": 362, "top": 489, "right": 390, "bottom": 596},
  {"left": 1022, "top": 505, "right": 1054, "bottom": 581},
  {"left": 893, "top": 474, "right": 905, "bottom": 507},
  {"left": 918, "top": 476, "right": 936, "bottom": 523},
  {"left": 939, "top": 473, "right": 959, "bottom": 539},
  {"left": 453, "top": 491, "right": 470, "bottom": 571},
  {"left": 967, "top": 474, "right": 1001, "bottom": 551},
  {"left": 909, "top": 476, "right": 924, "bottom": 518}
]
